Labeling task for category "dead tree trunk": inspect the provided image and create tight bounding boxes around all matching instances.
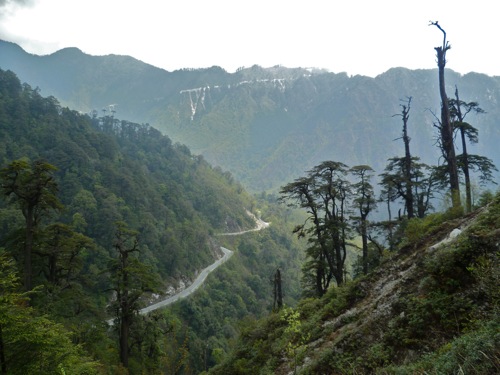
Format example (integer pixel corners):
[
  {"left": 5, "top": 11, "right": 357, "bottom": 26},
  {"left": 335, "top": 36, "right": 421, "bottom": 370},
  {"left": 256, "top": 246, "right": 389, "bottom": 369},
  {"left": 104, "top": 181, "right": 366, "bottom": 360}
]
[
  {"left": 273, "top": 268, "right": 283, "bottom": 310},
  {"left": 431, "top": 21, "right": 461, "bottom": 210},
  {"left": 402, "top": 101, "right": 414, "bottom": 218},
  {"left": 454, "top": 87, "right": 472, "bottom": 212}
]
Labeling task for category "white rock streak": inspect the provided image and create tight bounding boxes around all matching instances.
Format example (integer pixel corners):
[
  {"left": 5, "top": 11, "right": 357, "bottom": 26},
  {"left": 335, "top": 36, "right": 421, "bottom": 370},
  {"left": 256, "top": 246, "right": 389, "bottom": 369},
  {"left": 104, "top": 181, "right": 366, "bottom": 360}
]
[
  {"left": 179, "top": 87, "right": 208, "bottom": 120},
  {"left": 178, "top": 77, "right": 289, "bottom": 119},
  {"left": 428, "top": 228, "right": 463, "bottom": 251}
]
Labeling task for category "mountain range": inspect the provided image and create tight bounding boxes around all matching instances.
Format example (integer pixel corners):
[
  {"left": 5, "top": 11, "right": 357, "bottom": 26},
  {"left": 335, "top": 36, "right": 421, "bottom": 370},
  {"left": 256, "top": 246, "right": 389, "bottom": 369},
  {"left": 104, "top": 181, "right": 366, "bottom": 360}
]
[
  {"left": 1, "top": 39, "right": 499, "bottom": 193},
  {"left": 1, "top": 39, "right": 499, "bottom": 374}
]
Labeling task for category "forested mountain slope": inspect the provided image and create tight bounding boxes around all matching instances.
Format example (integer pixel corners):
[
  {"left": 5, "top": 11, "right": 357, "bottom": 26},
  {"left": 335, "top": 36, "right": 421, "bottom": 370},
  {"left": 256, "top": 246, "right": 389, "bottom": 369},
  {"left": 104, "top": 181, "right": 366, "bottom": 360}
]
[
  {"left": 0, "top": 68, "right": 305, "bottom": 373},
  {"left": 1, "top": 40, "right": 500, "bottom": 192},
  {"left": 209, "top": 196, "right": 500, "bottom": 374},
  {"left": 0, "top": 68, "right": 256, "bottom": 282}
]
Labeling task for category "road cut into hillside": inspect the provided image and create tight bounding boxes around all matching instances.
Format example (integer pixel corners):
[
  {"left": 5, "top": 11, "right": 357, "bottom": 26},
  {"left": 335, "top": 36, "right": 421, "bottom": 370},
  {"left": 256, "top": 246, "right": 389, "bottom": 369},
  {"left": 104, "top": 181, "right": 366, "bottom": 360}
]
[
  {"left": 107, "top": 213, "right": 269, "bottom": 325},
  {"left": 139, "top": 246, "right": 233, "bottom": 315}
]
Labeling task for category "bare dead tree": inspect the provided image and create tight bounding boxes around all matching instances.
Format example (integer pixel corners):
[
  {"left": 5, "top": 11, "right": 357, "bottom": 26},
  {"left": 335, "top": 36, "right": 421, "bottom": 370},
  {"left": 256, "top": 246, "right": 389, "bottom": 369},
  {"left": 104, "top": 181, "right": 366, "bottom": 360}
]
[
  {"left": 392, "top": 97, "right": 414, "bottom": 218},
  {"left": 430, "top": 21, "right": 461, "bottom": 210},
  {"left": 273, "top": 268, "right": 283, "bottom": 311}
]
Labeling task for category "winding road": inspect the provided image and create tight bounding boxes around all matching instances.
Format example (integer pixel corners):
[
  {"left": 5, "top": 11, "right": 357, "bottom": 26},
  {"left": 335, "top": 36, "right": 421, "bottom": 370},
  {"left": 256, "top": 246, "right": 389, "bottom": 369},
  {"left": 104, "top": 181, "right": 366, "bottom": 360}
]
[
  {"left": 139, "top": 246, "right": 233, "bottom": 315},
  {"left": 141, "top": 215, "right": 269, "bottom": 314},
  {"left": 107, "top": 214, "right": 269, "bottom": 324}
]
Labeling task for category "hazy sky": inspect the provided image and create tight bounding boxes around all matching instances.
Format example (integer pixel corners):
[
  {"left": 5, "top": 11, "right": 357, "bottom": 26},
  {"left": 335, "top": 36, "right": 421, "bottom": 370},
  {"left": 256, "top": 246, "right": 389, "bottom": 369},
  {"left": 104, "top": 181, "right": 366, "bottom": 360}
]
[{"left": 0, "top": 0, "right": 498, "bottom": 77}]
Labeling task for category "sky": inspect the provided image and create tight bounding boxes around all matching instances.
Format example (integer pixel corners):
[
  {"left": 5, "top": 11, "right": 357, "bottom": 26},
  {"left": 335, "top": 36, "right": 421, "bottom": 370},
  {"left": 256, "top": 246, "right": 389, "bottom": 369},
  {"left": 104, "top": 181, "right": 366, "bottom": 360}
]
[{"left": 0, "top": 0, "right": 499, "bottom": 77}]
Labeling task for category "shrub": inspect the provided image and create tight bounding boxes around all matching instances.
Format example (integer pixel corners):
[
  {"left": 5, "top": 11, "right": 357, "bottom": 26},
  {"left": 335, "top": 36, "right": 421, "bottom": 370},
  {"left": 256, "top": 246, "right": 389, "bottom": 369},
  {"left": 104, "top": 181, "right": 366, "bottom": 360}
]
[{"left": 380, "top": 318, "right": 500, "bottom": 374}]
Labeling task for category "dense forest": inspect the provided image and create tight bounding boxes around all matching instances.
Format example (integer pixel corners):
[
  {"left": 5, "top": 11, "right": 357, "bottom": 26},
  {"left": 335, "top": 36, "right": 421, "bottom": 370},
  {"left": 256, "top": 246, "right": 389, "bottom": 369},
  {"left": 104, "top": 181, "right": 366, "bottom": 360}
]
[
  {"left": 1, "top": 29, "right": 499, "bottom": 374},
  {"left": 0, "top": 68, "right": 304, "bottom": 373}
]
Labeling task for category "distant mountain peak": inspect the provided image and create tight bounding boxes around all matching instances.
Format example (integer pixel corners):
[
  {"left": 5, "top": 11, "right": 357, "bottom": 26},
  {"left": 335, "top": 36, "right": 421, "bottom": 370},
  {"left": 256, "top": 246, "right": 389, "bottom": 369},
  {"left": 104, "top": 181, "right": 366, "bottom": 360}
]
[{"left": 54, "top": 46, "right": 84, "bottom": 54}]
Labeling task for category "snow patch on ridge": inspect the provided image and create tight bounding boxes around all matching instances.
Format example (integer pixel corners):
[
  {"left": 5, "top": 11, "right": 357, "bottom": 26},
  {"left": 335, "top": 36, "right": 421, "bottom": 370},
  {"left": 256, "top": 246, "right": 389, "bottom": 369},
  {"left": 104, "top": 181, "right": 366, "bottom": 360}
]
[{"left": 179, "top": 78, "right": 290, "bottom": 119}]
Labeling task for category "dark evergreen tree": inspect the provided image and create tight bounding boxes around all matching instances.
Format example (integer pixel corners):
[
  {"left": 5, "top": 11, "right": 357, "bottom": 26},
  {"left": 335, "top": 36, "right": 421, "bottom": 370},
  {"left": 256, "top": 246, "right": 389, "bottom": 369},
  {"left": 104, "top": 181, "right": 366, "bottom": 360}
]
[
  {"left": 0, "top": 251, "right": 98, "bottom": 374},
  {"left": 449, "top": 86, "right": 497, "bottom": 212},
  {"left": 273, "top": 268, "right": 284, "bottom": 311},
  {"left": 0, "top": 159, "right": 62, "bottom": 290},
  {"left": 36, "top": 223, "right": 94, "bottom": 287},
  {"left": 380, "top": 157, "right": 436, "bottom": 219},
  {"left": 350, "top": 165, "right": 376, "bottom": 275},
  {"left": 107, "top": 221, "right": 161, "bottom": 369},
  {"left": 280, "top": 161, "right": 351, "bottom": 296}
]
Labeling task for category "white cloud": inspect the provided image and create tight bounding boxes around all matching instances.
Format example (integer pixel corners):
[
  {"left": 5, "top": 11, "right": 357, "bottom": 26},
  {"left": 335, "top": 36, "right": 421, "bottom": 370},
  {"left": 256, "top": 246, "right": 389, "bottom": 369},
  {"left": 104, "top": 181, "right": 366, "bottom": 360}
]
[{"left": 1, "top": 0, "right": 499, "bottom": 77}]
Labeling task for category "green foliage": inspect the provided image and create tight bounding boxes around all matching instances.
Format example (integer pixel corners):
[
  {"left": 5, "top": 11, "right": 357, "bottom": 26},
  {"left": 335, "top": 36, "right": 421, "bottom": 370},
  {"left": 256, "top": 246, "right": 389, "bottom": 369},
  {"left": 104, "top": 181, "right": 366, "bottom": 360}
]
[
  {"left": 0, "top": 68, "right": 256, "bottom": 287},
  {"left": 399, "top": 212, "right": 449, "bottom": 247},
  {"left": 0, "top": 68, "right": 287, "bottom": 373},
  {"left": 107, "top": 221, "right": 163, "bottom": 369},
  {"left": 468, "top": 253, "right": 500, "bottom": 317},
  {"left": 165, "top": 222, "right": 304, "bottom": 372},
  {"left": 208, "top": 313, "right": 286, "bottom": 375},
  {"left": 281, "top": 307, "right": 310, "bottom": 374},
  {"left": 163, "top": 197, "right": 303, "bottom": 374},
  {"left": 388, "top": 292, "right": 473, "bottom": 350},
  {"left": 1, "top": 158, "right": 62, "bottom": 290},
  {"left": 351, "top": 243, "right": 382, "bottom": 279},
  {"left": 281, "top": 161, "right": 357, "bottom": 295},
  {"left": 476, "top": 189, "right": 496, "bottom": 208},
  {"left": 0, "top": 158, "right": 61, "bottom": 217},
  {"left": 0, "top": 250, "right": 99, "bottom": 374},
  {"left": 211, "top": 193, "right": 500, "bottom": 374},
  {"left": 2, "top": 46, "right": 499, "bottom": 374},
  {"left": 380, "top": 156, "right": 436, "bottom": 219},
  {"left": 381, "top": 318, "right": 500, "bottom": 374},
  {"left": 321, "top": 279, "right": 367, "bottom": 322}
]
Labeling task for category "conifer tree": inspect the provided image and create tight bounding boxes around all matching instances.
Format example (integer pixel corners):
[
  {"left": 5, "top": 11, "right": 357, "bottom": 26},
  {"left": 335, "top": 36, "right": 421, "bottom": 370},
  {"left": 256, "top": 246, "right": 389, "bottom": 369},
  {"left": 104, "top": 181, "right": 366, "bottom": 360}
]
[
  {"left": 449, "top": 87, "right": 497, "bottom": 212},
  {"left": 350, "top": 165, "right": 376, "bottom": 275},
  {"left": 273, "top": 268, "right": 283, "bottom": 310},
  {"left": 0, "top": 251, "right": 98, "bottom": 374},
  {"left": 280, "top": 161, "right": 350, "bottom": 295},
  {"left": 108, "top": 221, "right": 160, "bottom": 369},
  {"left": 1, "top": 159, "right": 61, "bottom": 291}
]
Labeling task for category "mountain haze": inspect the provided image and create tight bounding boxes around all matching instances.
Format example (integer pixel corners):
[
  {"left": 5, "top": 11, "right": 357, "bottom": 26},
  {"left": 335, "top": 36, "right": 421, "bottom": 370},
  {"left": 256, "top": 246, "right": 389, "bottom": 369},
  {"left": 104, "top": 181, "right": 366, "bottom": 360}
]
[
  {"left": 1, "top": 40, "right": 500, "bottom": 193},
  {"left": 1, "top": 39, "right": 500, "bottom": 374},
  {"left": 0, "top": 66, "right": 256, "bottom": 282},
  {"left": 0, "top": 67, "right": 305, "bottom": 373}
]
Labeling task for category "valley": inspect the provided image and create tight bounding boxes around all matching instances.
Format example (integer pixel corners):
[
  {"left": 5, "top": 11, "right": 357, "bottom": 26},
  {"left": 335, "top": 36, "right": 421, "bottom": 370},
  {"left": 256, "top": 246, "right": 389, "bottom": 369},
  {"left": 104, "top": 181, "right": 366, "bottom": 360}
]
[
  {"left": 0, "top": 41, "right": 498, "bottom": 374},
  {"left": 136, "top": 213, "right": 270, "bottom": 317},
  {"left": 2, "top": 40, "right": 499, "bottom": 193}
]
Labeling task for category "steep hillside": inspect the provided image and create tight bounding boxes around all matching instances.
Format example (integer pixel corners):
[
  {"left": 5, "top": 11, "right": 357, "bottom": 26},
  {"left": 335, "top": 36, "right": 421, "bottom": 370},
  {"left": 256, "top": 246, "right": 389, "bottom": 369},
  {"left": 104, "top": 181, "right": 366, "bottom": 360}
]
[
  {"left": 0, "top": 68, "right": 306, "bottom": 373},
  {"left": 2, "top": 40, "right": 499, "bottom": 192},
  {"left": 0, "top": 68, "right": 257, "bottom": 283},
  {"left": 209, "top": 197, "right": 500, "bottom": 374}
]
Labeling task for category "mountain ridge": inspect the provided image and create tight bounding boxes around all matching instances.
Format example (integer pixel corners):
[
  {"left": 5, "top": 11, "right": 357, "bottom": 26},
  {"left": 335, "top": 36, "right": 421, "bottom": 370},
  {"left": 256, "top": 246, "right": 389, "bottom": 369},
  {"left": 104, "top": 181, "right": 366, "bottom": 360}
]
[{"left": 1, "top": 40, "right": 499, "bottom": 194}]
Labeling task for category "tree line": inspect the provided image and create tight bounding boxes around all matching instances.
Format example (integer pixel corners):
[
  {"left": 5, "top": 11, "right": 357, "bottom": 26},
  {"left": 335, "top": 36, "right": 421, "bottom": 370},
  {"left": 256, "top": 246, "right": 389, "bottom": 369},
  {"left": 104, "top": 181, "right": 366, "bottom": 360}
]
[{"left": 279, "top": 22, "right": 497, "bottom": 297}]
